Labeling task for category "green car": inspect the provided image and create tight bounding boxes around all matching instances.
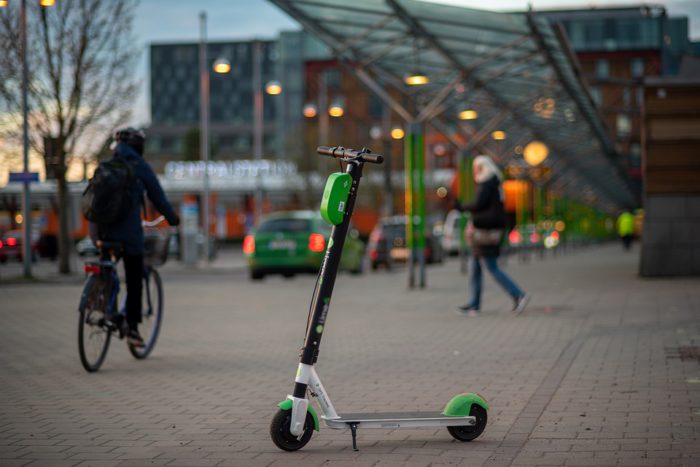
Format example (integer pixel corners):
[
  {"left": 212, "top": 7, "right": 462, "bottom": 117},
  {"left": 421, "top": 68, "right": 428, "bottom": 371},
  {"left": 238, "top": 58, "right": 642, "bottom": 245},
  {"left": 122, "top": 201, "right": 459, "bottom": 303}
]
[{"left": 243, "top": 210, "right": 365, "bottom": 280}]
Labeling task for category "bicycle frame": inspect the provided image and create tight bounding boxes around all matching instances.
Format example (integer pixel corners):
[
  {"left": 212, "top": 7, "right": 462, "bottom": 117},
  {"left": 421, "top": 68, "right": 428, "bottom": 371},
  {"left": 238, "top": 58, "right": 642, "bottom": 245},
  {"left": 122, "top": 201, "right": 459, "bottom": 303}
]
[{"left": 81, "top": 257, "right": 156, "bottom": 325}]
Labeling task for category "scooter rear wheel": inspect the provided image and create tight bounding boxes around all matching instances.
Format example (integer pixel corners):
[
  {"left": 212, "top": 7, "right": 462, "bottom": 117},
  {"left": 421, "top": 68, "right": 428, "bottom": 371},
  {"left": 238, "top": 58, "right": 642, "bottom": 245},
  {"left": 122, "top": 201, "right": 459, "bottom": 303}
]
[
  {"left": 270, "top": 408, "right": 314, "bottom": 451},
  {"left": 447, "top": 404, "right": 487, "bottom": 441}
]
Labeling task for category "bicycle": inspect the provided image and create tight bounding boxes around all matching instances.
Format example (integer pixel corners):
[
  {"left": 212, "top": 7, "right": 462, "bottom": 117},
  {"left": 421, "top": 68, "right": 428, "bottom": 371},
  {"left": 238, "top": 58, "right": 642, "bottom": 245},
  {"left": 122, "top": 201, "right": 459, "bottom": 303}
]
[{"left": 77, "top": 216, "right": 173, "bottom": 372}]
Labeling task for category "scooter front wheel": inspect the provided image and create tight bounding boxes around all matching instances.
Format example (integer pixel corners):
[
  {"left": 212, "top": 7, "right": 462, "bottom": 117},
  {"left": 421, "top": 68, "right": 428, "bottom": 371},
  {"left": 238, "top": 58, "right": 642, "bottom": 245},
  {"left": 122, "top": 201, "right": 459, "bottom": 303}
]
[
  {"left": 270, "top": 408, "right": 314, "bottom": 451},
  {"left": 447, "top": 404, "right": 487, "bottom": 441}
]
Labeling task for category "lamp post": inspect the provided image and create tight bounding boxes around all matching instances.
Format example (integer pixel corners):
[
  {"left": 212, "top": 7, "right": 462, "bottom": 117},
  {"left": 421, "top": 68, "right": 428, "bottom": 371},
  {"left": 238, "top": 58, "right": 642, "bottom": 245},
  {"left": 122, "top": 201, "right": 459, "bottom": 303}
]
[
  {"left": 5, "top": 0, "right": 56, "bottom": 278},
  {"left": 197, "top": 14, "right": 239, "bottom": 264},
  {"left": 21, "top": 0, "right": 30, "bottom": 277},
  {"left": 250, "top": 42, "right": 283, "bottom": 224},
  {"left": 198, "top": 12, "right": 211, "bottom": 263}
]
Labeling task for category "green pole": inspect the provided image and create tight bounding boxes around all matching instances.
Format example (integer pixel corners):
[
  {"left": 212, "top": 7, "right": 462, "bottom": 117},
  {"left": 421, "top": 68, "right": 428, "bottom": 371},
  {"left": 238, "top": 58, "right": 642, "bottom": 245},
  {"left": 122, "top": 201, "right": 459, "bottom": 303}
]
[
  {"left": 458, "top": 151, "right": 468, "bottom": 274},
  {"left": 415, "top": 125, "right": 426, "bottom": 288},
  {"left": 405, "top": 124, "right": 415, "bottom": 289}
]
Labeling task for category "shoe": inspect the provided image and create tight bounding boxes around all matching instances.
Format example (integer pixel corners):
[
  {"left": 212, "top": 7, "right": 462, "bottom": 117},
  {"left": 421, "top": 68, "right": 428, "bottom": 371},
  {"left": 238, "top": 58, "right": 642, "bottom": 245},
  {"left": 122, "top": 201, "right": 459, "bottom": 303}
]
[
  {"left": 456, "top": 305, "right": 480, "bottom": 317},
  {"left": 127, "top": 328, "right": 145, "bottom": 348},
  {"left": 512, "top": 293, "right": 530, "bottom": 314}
]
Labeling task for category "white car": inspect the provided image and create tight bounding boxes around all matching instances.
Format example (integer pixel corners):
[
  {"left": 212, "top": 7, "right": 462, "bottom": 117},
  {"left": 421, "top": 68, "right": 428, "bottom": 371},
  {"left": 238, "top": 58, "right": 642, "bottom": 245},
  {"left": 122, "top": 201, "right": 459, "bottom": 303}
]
[{"left": 441, "top": 210, "right": 470, "bottom": 256}]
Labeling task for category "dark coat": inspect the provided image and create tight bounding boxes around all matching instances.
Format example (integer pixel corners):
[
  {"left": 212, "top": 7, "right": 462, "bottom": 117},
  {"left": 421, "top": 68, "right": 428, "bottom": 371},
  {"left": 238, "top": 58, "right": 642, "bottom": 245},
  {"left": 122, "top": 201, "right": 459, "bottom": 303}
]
[
  {"left": 97, "top": 143, "right": 178, "bottom": 255},
  {"left": 459, "top": 175, "right": 506, "bottom": 257}
]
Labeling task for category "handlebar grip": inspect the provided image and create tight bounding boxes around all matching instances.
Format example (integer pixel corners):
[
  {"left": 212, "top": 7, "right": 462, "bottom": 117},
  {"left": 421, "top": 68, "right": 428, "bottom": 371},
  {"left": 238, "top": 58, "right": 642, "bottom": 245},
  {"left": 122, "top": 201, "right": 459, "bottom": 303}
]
[
  {"left": 316, "top": 146, "right": 384, "bottom": 164},
  {"left": 362, "top": 153, "right": 384, "bottom": 164},
  {"left": 317, "top": 146, "right": 340, "bottom": 157}
]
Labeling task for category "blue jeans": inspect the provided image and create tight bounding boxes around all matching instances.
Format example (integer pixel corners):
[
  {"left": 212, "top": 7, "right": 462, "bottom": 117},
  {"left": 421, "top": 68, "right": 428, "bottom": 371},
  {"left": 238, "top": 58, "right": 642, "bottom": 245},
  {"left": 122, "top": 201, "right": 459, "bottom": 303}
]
[{"left": 466, "top": 255, "right": 524, "bottom": 309}]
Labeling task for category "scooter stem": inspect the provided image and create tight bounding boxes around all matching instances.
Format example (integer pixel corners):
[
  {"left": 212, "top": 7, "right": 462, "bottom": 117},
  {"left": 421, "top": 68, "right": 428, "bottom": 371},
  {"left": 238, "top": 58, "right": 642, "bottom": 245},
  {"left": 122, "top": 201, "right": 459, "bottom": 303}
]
[{"left": 293, "top": 160, "right": 364, "bottom": 399}]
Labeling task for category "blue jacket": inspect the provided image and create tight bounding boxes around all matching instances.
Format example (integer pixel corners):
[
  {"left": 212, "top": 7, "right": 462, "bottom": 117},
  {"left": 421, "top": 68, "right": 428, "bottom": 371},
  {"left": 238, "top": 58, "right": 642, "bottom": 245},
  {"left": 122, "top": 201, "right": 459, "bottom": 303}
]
[{"left": 97, "top": 143, "right": 178, "bottom": 255}]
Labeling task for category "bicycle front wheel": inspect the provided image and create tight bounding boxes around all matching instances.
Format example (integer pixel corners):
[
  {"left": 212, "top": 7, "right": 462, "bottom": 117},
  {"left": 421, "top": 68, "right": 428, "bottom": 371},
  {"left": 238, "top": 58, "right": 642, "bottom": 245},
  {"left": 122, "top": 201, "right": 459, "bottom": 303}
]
[
  {"left": 78, "top": 275, "right": 112, "bottom": 372},
  {"left": 129, "top": 268, "right": 163, "bottom": 359}
]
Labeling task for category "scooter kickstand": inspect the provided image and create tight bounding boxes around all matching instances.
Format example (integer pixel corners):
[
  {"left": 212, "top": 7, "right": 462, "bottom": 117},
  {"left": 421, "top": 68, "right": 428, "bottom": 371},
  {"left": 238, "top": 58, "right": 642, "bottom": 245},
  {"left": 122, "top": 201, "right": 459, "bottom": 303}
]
[{"left": 349, "top": 423, "right": 359, "bottom": 451}]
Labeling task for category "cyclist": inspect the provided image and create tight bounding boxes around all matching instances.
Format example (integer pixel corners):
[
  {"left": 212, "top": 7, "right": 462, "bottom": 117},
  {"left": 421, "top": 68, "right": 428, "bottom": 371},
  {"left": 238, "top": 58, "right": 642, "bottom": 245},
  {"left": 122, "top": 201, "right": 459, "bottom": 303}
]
[{"left": 92, "top": 127, "right": 179, "bottom": 347}]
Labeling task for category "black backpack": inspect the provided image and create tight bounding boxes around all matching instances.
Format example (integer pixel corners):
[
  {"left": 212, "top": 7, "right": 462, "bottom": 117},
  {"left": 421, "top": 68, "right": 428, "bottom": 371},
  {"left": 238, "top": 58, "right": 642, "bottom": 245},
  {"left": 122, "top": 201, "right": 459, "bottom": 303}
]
[{"left": 81, "top": 158, "right": 135, "bottom": 224}]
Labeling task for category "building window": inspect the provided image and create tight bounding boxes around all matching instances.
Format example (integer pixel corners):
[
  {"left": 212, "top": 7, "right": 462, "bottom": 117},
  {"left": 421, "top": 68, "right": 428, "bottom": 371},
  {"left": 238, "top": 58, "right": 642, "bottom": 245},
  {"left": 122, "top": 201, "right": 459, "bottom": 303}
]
[
  {"left": 590, "top": 86, "right": 602, "bottom": 107},
  {"left": 623, "top": 87, "right": 631, "bottom": 106},
  {"left": 616, "top": 114, "right": 631, "bottom": 137},
  {"left": 595, "top": 59, "right": 609, "bottom": 79},
  {"left": 584, "top": 20, "right": 604, "bottom": 45},
  {"left": 174, "top": 46, "right": 194, "bottom": 63},
  {"left": 631, "top": 58, "right": 644, "bottom": 77},
  {"left": 629, "top": 143, "right": 641, "bottom": 168}
]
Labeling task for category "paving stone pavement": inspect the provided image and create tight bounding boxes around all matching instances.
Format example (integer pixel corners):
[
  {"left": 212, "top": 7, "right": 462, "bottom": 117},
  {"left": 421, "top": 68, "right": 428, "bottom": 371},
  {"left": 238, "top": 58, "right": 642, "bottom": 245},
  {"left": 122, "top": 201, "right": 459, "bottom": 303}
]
[{"left": 0, "top": 244, "right": 699, "bottom": 466}]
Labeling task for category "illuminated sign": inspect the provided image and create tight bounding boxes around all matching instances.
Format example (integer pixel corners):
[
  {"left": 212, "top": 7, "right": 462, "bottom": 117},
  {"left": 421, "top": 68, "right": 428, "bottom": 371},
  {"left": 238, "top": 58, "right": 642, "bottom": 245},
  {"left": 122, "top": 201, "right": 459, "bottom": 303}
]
[{"left": 164, "top": 160, "right": 298, "bottom": 180}]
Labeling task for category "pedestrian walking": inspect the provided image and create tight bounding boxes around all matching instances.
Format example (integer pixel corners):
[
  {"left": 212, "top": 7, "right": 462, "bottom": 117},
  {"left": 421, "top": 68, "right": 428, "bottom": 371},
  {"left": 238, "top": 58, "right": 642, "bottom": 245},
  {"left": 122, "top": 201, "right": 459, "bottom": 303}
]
[
  {"left": 616, "top": 211, "right": 635, "bottom": 251},
  {"left": 455, "top": 155, "right": 529, "bottom": 316}
]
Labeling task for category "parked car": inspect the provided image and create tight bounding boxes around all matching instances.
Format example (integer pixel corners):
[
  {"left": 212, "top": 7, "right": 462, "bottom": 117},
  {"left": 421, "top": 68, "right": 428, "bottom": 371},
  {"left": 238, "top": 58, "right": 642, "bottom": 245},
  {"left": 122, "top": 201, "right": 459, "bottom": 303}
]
[
  {"left": 243, "top": 210, "right": 365, "bottom": 280},
  {"left": 76, "top": 236, "right": 99, "bottom": 257},
  {"left": 507, "top": 224, "right": 543, "bottom": 255},
  {"left": 367, "top": 216, "right": 443, "bottom": 270},
  {"left": 0, "top": 229, "right": 39, "bottom": 263},
  {"left": 441, "top": 209, "right": 470, "bottom": 256}
]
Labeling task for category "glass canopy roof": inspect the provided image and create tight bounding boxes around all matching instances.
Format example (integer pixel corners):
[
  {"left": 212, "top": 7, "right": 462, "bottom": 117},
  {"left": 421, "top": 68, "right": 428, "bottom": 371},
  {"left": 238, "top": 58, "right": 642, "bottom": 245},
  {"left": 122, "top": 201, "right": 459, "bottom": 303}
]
[{"left": 270, "top": 0, "right": 636, "bottom": 210}]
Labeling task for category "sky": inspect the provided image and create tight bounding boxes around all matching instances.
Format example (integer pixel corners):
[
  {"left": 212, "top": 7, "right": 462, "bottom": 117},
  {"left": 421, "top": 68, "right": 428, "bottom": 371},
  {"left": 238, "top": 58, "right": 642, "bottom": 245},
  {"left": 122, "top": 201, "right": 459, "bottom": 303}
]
[{"left": 131, "top": 0, "right": 700, "bottom": 125}]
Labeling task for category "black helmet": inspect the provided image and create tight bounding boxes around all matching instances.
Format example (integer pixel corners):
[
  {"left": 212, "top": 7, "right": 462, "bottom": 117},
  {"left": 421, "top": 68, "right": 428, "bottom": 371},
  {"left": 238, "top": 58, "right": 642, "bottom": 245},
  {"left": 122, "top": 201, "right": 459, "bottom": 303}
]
[{"left": 114, "top": 127, "right": 146, "bottom": 155}]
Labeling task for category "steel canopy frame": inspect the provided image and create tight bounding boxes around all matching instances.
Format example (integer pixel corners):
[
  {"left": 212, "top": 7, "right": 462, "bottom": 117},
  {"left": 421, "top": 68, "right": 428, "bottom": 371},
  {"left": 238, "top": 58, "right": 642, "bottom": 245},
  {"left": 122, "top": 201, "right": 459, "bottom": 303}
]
[{"left": 268, "top": 0, "right": 635, "bottom": 211}]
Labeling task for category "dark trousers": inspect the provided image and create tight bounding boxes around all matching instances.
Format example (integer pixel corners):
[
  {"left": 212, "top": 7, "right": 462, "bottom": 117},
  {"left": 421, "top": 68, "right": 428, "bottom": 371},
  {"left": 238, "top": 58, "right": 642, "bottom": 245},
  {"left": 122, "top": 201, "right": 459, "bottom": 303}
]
[
  {"left": 621, "top": 235, "right": 633, "bottom": 251},
  {"left": 123, "top": 254, "right": 143, "bottom": 329}
]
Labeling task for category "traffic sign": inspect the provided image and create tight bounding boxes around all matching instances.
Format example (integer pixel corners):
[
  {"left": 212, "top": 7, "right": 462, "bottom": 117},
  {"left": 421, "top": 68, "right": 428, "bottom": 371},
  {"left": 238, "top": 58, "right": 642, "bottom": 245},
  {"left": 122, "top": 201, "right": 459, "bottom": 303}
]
[{"left": 8, "top": 172, "right": 39, "bottom": 183}]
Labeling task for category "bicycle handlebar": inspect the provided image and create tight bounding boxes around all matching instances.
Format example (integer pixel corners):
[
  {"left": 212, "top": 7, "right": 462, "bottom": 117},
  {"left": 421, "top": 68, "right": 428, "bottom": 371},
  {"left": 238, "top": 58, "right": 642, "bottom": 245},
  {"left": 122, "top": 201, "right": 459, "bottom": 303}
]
[{"left": 317, "top": 146, "right": 384, "bottom": 164}]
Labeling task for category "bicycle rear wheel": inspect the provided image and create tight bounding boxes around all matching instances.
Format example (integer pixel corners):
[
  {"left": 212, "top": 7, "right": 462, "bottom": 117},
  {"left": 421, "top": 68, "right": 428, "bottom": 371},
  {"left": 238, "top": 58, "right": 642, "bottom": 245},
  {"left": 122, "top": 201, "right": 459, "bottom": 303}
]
[
  {"left": 78, "top": 275, "right": 112, "bottom": 372},
  {"left": 129, "top": 268, "right": 163, "bottom": 359}
]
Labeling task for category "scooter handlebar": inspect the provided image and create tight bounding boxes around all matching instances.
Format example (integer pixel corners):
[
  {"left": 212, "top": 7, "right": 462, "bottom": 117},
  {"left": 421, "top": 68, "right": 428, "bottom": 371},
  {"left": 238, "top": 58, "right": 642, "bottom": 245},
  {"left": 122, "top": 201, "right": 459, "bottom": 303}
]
[{"left": 317, "top": 146, "right": 384, "bottom": 164}]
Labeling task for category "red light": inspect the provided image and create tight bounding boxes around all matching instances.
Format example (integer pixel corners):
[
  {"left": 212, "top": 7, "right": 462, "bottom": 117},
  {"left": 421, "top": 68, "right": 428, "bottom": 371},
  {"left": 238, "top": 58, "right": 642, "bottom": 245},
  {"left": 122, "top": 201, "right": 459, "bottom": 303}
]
[
  {"left": 242, "top": 235, "right": 255, "bottom": 255},
  {"left": 84, "top": 264, "right": 101, "bottom": 274},
  {"left": 508, "top": 230, "right": 521, "bottom": 245},
  {"left": 550, "top": 231, "right": 559, "bottom": 240},
  {"left": 308, "top": 233, "right": 325, "bottom": 252},
  {"left": 6, "top": 237, "right": 17, "bottom": 247},
  {"left": 369, "top": 228, "right": 383, "bottom": 243},
  {"left": 0, "top": 240, "right": 3, "bottom": 249}
]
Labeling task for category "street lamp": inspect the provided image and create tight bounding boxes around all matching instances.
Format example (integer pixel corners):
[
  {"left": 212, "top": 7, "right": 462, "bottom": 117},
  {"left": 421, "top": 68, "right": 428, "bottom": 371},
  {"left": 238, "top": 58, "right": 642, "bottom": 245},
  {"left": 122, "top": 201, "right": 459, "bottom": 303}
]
[
  {"left": 302, "top": 103, "right": 317, "bottom": 118},
  {"left": 458, "top": 109, "right": 478, "bottom": 120},
  {"left": 523, "top": 140, "right": 549, "bottom": 166},
  {"left": 328, "top": 99, "right": 344, "bottom": 118},
  {"left": 491, "top": 130, "right": 506, "bottom": 140},
  {"left": 265, "top": 80, "right": 282, "bottom": 95},
  {"left": 212, "top": 58, "right": 231, "bottom": 74},
  {"left": 390, "top": 126, "right": 405, "bottom": 140},
  {"left": 5, "top": 0, "right": 56, "bottom": 277},
  {"left": 404, "top": 73, "right": 430, "bottom": 86},
  {"left": 251, "top": 41, "right": 283, "bottom": 224},
  {"left": 198, "top": 12, "right": 214, "bottom": 264}
]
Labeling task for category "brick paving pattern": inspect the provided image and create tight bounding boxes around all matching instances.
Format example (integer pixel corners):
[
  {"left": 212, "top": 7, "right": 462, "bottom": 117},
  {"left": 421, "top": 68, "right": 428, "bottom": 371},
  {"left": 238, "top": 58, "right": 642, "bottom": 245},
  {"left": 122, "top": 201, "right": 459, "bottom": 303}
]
[{"left": 1, "top": 244, "right": 699, "bottom": 466}]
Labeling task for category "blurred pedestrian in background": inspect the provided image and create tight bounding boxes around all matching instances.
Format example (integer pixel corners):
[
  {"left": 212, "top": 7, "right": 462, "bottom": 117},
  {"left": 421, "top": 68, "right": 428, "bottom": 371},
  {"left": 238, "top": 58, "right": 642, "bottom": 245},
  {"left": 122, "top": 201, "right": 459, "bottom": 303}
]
[
  {"left": 617, "top": 210, "right": 635, "bottom": 251},
  {"left": 455, "top": 155, "right": 529, "bottom": 317}
]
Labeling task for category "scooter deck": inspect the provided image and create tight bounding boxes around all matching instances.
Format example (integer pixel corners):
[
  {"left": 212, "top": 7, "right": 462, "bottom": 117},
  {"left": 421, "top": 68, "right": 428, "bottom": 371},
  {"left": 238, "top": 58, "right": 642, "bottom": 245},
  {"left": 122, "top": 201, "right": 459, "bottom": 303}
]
[{"left": 324, "top": 411, "right": 476, "bottom": 429}]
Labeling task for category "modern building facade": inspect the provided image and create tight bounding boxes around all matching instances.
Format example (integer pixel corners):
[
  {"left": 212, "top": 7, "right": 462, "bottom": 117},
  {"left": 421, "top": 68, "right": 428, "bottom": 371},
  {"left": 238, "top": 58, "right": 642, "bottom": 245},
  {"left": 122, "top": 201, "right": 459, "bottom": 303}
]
[
  {"left": 538, "top": 5, "right": 694, "bottom": 198},
  {"left": 148, "top": 39, "right": 282, "bottom": 173},
  {"left": 147, "top": 32, "right": 334, "bottom": 175}
]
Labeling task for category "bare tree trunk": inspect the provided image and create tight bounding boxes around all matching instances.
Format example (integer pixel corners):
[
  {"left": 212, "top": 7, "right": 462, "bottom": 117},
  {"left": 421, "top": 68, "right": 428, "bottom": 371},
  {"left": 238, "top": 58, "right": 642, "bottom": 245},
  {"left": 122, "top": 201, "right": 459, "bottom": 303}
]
[{"left": 56, "top": 146, "right": 70, "bottom": 274}]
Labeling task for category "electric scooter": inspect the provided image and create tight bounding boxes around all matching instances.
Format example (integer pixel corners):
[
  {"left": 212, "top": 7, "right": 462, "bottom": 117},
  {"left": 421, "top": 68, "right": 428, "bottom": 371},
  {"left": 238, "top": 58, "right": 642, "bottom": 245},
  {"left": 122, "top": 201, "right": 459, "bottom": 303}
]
[{"left": 270, "top": 146, "right": 489, "bottom": 451}]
